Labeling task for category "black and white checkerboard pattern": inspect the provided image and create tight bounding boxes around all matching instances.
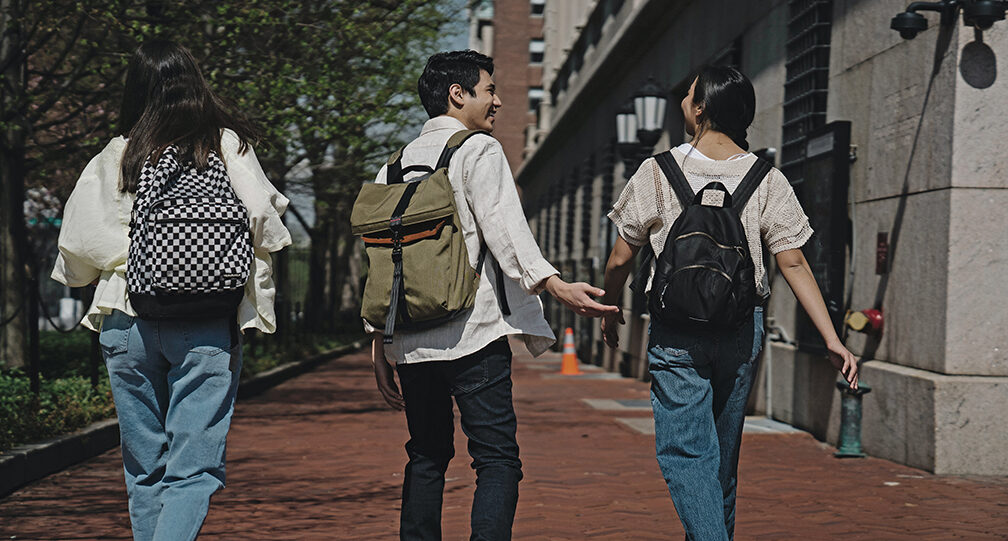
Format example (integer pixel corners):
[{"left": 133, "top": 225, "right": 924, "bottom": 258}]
[{"left": 128, "top": 147, "right": 252, "bottom": 296}]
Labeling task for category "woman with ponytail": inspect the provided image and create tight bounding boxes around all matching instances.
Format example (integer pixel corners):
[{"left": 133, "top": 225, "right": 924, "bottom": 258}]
[{"left": 599, "top": 66, "right": 858, "bottom": 540}]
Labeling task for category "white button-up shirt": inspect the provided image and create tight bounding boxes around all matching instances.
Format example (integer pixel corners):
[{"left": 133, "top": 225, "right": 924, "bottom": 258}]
[
  {"left": 366, "top": 116, "right": 558, "bottom": 363},
  {"left": 51, "top": 130, "right": 292, "bottom": 333}
]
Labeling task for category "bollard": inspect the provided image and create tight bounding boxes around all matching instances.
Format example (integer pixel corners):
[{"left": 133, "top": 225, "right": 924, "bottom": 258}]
[{"left": 834, "top": 381, "right": 872, "bottom": 458}]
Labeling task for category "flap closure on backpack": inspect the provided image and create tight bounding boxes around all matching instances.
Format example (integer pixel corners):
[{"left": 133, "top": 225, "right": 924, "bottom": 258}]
[{"left": 350, "top": 173, "right": 456, "bottom": 236}]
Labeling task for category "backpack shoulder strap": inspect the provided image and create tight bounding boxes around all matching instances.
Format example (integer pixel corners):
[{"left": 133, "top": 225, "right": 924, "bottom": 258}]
[
  {"left": 436, "top": 129, "right": 509, "bottom": 315},
  {"left": 385, "top": 144, "right": 409, "bottom": 185},
  {"left": 435, "top": 129, "right": 492, "bottom": 170},
  {"left": 730, "top": 158, "right": 773, "bottom": 213},
  {"left": 653, "top": 151, "right": 694, "bottom": 208}
]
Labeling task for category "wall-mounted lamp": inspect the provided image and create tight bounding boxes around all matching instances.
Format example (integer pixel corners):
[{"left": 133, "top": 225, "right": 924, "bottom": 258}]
[
  {"left": 633, "top": 78, "right": 667, "bottom": 148},
  {"left": 615, "top": 77, "right": 668, "bottom": 179},
  {"left": 891, "top": 0, "right": 1007, "bottom": 39}
]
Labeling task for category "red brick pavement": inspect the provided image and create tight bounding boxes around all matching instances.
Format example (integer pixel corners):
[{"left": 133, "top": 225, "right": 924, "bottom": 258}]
[{"left": 2, "top": 341, "right": 1007, "bottom": 540}]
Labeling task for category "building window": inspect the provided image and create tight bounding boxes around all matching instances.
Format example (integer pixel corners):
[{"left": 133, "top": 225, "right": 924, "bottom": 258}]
[
  {"left": 531, "top": 0, "right": 545, "bottom": 16},
  {"left": 529, "top": 38, "right": 545, "bottom": 64},
  {"left": 528, "top": 87, "right": 544, "bottom": 113}
]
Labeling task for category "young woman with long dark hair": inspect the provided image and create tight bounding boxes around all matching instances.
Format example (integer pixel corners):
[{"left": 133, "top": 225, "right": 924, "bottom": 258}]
[
  {"left": 52, "top": 40, "right": 291, "bottom": 540},
  {"left": 600, "top": 66, "right": 858, "bottom": 540}
]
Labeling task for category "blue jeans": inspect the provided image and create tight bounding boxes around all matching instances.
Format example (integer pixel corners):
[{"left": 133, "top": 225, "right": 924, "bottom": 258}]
[
  {"left": 648, "top": 307, "right": 764, "bottom": 541},
  {"left": 100, "top": 310, "right": 242, "bottom": 541},
  {"left": 395, "top": 339, "right": 522, "bottom": 541}
]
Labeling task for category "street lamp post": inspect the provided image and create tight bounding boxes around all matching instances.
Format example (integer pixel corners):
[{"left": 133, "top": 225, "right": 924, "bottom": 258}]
[
  {"left": 600, "top": 78, "right": 669, "bottom": 371},
  {"left": 610, "top": 79, "right": 669, "bottom": 264}
]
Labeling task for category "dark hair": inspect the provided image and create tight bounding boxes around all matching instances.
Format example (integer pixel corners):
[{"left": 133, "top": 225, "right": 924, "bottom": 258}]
[
  {"left": 418, "top": 50, "right": 494, "bottom": 118},
  {"left": 692, "top": 65, "right": 756, "bottom": 151},
  {"left": 119, "top": 40, "right": 259, "bottom": 193}
]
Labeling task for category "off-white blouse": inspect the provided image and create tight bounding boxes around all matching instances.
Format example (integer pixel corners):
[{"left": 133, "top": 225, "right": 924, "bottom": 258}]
[
  {"left": 51, "top": 129, "right": 292, "bottom": 333},
  {"left": 608, "top": 146, "right": 814, "bottom": 298}
]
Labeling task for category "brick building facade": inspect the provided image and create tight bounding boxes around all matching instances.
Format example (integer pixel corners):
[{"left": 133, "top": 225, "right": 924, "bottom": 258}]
[{"left": 469, "top": 0, "right": 545, "bottom": 172}]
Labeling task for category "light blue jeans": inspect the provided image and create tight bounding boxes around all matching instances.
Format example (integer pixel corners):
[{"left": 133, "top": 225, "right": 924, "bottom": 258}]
[
  {"left": 100, "top": 310, "right": 242, "bottom": 541},
  {"left": 648, "top": 307, "right": 764, "bottom": 541}
]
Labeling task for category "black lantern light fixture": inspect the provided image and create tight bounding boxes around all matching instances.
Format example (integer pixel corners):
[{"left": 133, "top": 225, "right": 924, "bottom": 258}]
[
  {"left": 615, "top": 99, "right": 639, "bottom": 161},
  {"left": 891, "top": 0, "right": 1007, "bottom": 39},
  {"left": 615, "top": 77, "right": 668, "bottom": 178},
  {"left": 634, "top": 77, "right": 667, "bottom": 148}
]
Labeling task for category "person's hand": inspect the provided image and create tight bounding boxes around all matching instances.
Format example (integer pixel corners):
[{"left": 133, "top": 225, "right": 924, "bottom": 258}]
[
  {"left": 374, "top": 357, "right": 405, "bottom": 410},
  {"left": 543, "top": 275, "right": 620, "bottom": 317},
  {"left": 372, "top": 337, "right": 405, "bottom": 410},
  {"left": 826, "top": 339, "right": 859, "bottom": 390},
  {"left": 600, "top": 310, "right": 625, "bottom": 348}
]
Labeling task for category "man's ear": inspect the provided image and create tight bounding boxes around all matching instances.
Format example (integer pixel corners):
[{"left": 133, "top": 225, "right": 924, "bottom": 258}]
[{"left": 448, "top": 83, "right": 466, "bottom": 109}]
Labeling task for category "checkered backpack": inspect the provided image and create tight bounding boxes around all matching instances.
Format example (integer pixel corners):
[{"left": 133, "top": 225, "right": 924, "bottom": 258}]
[{"left": 126, "top": 146, "right": 252, "bottom": 319}]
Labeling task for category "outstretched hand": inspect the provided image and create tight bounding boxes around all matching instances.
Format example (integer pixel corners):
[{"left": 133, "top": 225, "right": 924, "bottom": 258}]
[{"left": 543, "top": 275, "right": 620, "bottom": 317}]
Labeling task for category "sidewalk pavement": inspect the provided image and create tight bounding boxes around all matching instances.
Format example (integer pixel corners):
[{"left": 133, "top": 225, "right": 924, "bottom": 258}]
[{"left": 2, "top": 340, "right": 1006, "bottom": 540}]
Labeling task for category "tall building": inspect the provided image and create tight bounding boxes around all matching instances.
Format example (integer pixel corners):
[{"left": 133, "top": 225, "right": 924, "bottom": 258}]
[
  {"left": 468, "top": 0, "right": 548, "bottom": 172},
  {"left": 514, "top": 0, "right": 1008, "bottom": 475}
]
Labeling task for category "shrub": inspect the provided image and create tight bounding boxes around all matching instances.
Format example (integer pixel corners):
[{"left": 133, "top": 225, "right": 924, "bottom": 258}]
[
  {"left": 0, "top": 330, "right": 361, "bottom": 452},
  {"left": 38, "top": 330, "right": 95, "bottom": 379},
  {"left": 0, "top": 371, "right": 115, "bottom": 453}
]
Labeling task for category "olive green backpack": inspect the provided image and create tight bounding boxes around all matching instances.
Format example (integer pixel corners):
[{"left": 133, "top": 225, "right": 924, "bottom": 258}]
[{"left": 351, "top": 130, "right": 509, "bottom": 344}]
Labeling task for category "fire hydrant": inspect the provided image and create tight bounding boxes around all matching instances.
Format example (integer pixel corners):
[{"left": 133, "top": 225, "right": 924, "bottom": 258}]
[
  {"left": 834, "top": 308, "right": 882, "bottom": 458},
  {"left": 835, "top": 381, "right": 872, "bottom": 458}
]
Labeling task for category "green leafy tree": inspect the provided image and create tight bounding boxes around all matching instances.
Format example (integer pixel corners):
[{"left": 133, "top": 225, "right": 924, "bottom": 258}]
[
  {"left": 1, "top": 0, "right": 141, "bottom": 369},
  {"left": 3, "top": 0, "right": 460, "bottom": 368}
]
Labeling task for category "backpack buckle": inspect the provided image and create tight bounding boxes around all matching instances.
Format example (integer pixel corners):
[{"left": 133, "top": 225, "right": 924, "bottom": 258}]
[{"left": 389, "top": 216, "right": 402, "bottom": 229}]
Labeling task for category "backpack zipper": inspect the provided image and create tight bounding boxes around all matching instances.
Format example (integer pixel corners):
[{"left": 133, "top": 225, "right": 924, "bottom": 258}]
[
  {"left": 674, "top": 231, "right": 744, "bottom": 253},
  {"left": 156, "top": 218, "right": 247, "bottom": 224},
  {"left": 670, "top": 264, "right": 733, "bottom": 282}
]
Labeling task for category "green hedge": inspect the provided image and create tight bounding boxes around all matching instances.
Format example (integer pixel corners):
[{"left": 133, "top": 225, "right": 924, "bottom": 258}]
[
  {"left": 0, "top": 329, "right": 362, "bottom": 453},
  {"left": 0, "top": 371, "right": 115, "bottom": 452},
  {"left": 240, "top": 331, "right": 363, "bottom": 376},
  {"left": 38, "top": 330, "right": 95, "bottom": 378}
]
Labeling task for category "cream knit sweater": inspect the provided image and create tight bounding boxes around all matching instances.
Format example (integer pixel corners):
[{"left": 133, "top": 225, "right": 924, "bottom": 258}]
[{"left": 608, "top": 146, "right": 814, "bottom": 298}]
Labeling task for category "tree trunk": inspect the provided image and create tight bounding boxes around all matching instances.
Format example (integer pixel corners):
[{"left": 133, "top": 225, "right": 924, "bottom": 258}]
[
  {"left": 304, "top": 207, "right": 332, "bottom": 332},
  {"left": 338, "top": 229, "right": 361, "bottom": 316},
  {"left": 1, "top": 0, "right": 28, "bottom": 369}
]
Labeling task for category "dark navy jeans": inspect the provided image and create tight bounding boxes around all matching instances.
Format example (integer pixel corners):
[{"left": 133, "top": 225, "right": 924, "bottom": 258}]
[
  {"left": 648, "top": 307, "right": 764, "bottom": 541},
  {"left": 395, "top": 339, "right": 522, "bottom": 541}
]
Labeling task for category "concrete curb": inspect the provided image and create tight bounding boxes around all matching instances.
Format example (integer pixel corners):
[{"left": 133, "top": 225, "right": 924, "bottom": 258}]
[{"left": 0, "top": 340, "right": 366, "bottom": 499}]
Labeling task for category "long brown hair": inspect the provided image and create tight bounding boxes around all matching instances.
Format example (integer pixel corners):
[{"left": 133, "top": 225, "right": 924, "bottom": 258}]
[{"left": 119, "top": 40, "right": 259, "bottom": 193}]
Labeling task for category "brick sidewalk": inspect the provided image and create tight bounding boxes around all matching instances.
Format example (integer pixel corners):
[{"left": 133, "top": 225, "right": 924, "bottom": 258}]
[{"left": 2, "top": 341, "right": 1007, "bottom": 540}]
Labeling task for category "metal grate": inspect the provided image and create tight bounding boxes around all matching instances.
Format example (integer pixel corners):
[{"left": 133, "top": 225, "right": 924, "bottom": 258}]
[
  {"left": 781, "top": 0, "right": 832, "bottom": 185},
  {"left": 564, "top": 167, "right": 578, "bottom": 257},
  {"left": 550, "top": 181, "right": 562, "bottom": 259},
  {"left": 599, "top": 141, "right": 617, "bottom": 260},
  {"left": 579, "top": 157, "right": 593, "bottom": 261}
]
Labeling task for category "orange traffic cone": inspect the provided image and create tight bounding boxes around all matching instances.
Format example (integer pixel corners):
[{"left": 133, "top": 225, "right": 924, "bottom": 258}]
[{"left": 560, "top": 327, "right": 582, "bottom": 375}]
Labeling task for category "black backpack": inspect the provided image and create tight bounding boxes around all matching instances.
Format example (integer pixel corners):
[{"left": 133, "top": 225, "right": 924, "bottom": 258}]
[
  {"left": 648, "top": 151, "right": 771, "bottom": 330},
  {"left": 127, "top": 147, "right": 252, "bottom": 319}
]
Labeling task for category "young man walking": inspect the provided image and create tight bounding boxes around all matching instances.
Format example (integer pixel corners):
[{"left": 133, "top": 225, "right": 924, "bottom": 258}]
[{"left": 368, "top": 50, "right": 617, "bottom": 541}]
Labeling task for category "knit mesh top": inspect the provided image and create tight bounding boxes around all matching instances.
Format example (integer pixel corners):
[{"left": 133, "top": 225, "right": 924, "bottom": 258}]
[{"left": 607, "top": 146, "right": 814, "bottom": 298}]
